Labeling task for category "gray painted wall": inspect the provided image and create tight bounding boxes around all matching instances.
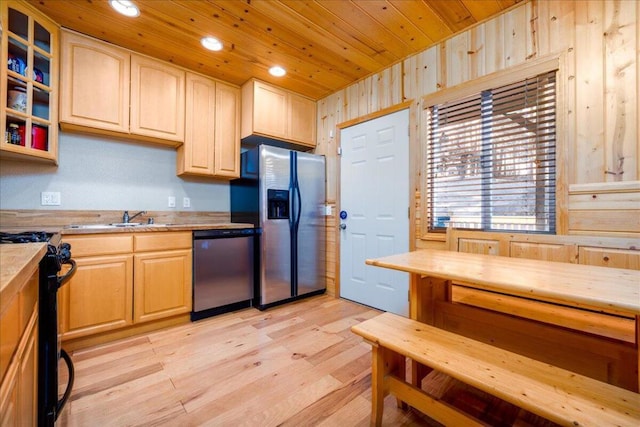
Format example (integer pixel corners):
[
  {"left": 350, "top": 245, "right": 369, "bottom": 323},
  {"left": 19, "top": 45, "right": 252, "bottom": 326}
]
[{"left": 0, "top": 132, "right": 230, "bottom": 211}]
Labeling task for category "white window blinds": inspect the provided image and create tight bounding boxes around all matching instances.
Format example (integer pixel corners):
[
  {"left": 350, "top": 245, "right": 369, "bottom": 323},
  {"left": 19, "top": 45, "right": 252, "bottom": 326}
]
[{"left": 427, "top": 71, "right": 557, "bottom": 233}]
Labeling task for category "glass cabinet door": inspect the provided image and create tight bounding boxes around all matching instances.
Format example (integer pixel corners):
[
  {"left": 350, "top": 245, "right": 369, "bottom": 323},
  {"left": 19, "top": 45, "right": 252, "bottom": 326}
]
[{"left": 1, "top": 0, "right": 58, "bottom": 163}]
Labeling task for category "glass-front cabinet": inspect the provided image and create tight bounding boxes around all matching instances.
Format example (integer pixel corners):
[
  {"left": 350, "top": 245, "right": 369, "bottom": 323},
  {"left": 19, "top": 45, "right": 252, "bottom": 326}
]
[{"left": 1, "top": 0, "right": 58, "bottom": 163}]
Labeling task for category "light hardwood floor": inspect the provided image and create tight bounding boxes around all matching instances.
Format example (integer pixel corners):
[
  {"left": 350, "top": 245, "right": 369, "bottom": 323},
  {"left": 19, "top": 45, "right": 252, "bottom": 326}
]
[{"left": 57, "top": 295, "right": 556, "bottom": 426}]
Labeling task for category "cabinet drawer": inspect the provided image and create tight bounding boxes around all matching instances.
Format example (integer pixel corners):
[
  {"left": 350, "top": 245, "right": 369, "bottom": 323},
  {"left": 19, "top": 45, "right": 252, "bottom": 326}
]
[
  {"left": 18, "top": 273, "right": 38, "bottom": 338},
  {"left": 63, "top": 234, "right": 133, "bottom": 257},
  {"left": 134, "top": 232, "right": 192, "bottom": 252}
]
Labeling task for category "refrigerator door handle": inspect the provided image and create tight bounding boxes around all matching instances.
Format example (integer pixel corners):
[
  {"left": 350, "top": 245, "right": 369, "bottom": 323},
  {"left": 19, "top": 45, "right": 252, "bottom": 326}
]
[
  {"left": 288, "top": 154, "right": 296, "bottom": 232},
  {"left": 293, "top": 180, "right": 302, "bottom": 233},
  {"left": 290, "top": 152, "right": 298, "bottom": 296}
]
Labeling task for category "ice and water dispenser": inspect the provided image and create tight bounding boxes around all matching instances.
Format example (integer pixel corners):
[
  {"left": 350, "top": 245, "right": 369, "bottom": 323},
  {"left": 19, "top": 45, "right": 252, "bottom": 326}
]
[{"left": 267, "top": 189, "right": 289, "bottom": 219}]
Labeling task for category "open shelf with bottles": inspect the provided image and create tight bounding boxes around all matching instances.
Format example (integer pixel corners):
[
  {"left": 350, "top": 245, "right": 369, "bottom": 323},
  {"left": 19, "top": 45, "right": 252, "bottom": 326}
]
[{"left": 1, "top": 0, "right": 58, "bottom": 163}]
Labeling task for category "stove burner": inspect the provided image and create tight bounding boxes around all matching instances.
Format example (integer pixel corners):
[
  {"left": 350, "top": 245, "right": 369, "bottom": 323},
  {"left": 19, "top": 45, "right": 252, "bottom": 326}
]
[{"left": 0, "top": 231, "right": 53, "bottom": 244}]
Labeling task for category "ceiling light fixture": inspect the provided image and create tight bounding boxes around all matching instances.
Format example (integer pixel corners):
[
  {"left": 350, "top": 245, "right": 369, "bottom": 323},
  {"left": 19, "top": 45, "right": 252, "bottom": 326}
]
[
  {"left": 201, "top": 37, "right": 223, "bottom": 52},
  {"left": 269, "top": 66, "right": 286, "bottom": 77},
  {"left": 109, "top": 0, "right": 140, "bottom": 17}
]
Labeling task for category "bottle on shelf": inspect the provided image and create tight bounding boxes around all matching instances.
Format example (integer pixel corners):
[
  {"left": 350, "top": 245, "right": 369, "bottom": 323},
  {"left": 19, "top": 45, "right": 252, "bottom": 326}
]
[{"left": 8, "top": 123, "right": 21, "bottom": 145}]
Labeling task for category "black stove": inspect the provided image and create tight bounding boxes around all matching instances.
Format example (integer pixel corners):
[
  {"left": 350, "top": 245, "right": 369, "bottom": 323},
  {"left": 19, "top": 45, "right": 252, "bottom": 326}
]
[
  {"left": 0, "top": 231, "right": 55, "bottom": 244},
  {"left": 0, "top": 229, "right": 75, "bottom": 425}
]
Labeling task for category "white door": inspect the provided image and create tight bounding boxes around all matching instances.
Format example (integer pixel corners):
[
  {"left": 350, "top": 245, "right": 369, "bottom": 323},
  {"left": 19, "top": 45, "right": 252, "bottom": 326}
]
[{"left": 339, "top": 109, "right": 409, "bottom": 316}]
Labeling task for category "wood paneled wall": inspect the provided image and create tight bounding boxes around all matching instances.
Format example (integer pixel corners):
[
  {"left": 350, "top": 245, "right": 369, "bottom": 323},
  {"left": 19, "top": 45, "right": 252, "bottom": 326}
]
[{"left": 316, "top": 0, "right": 639, "bottom": 296}]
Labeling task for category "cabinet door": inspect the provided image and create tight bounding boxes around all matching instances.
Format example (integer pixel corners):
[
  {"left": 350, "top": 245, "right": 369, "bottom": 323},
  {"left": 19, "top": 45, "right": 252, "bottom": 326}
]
[
  {"left": 60, "top": 254, "right": 134, "bottom": 340},
  {"left": 130, "top": 54, "right": 185, "bottom": 143},
  {"left": 134, "top": 249, "right": 192, "bottom": 323},
  {"left": 0, "top": 301, "right": 37, "bottom": 426},
  {"left": 288, "top": 93, "right": 316, "bottom": 147},
  {"left": 178, "top": 72, "right": 216, "bottom": 176},
  {"left": 0, "top": 360, "right": 18, "bottom": 426},
  {"left": 1, "top": 0, "right": 59, "bottom": 163},
  {"left": 214, "top": 82, "right": 241, "bottom": 178},
  {"left": 17, "top": 314, "right": 37, "bottom": 426},
  {"left": 252, "top": 81, "right": 287, "bottom": 139},
  {"left": 59, "top": 30, "right": 130, "bottom": 133}
]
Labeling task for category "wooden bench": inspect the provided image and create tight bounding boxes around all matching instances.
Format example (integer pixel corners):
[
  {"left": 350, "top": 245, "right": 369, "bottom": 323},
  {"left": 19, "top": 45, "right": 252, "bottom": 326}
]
[{"left": 352, "top": 312, "right": 640, "bottom": 427}]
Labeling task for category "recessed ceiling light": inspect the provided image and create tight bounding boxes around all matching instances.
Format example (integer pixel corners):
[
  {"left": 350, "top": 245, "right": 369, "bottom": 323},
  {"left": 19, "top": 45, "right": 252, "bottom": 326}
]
[
  {"left": 201, "top": 37, "right": 223, "bottom": 52},
  {"left": 109, "top": 0, "right": 140, "bottom": 17},
  {"left": 269, "top": 66, "right": 286, "bottom": 77}
]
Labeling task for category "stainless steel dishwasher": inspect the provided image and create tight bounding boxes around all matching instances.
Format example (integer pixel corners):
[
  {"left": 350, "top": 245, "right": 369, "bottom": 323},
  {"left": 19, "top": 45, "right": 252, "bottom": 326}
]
[{"left": 191, "top": 228, "right": 256, "bottom": 321}]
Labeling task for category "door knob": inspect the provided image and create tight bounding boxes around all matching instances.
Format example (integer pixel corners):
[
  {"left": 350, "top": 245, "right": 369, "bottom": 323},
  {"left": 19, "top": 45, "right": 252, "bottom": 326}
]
[{"left": 339, "top": 223, "right": 347, "bottom": 230}]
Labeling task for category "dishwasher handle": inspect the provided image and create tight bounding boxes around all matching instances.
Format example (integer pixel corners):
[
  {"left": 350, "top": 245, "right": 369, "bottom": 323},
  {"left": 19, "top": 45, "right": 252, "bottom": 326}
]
[{"left": 193, "top": 228, "right": 256, "bottom": 239}]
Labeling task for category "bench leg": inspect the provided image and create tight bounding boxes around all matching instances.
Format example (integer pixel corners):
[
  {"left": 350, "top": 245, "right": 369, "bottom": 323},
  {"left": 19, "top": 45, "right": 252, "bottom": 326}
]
[
  {"left": 371, "top": 345, "right": 406, "bottom": 426},
  {"left": 396, "top": 356, "right": 408, "bottom": 410}
]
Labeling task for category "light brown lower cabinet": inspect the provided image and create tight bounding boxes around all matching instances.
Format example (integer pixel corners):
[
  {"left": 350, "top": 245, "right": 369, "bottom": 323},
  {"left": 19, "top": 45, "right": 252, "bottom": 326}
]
[
  {"left": 0, "top": 268, "right": 39, "bottom": 426},
  {"left": 60, "top": 232, "right": 192, "bottom": 341},
  {"left": 59, "top": 253, "right": 134, "bottom": 339},
  {"left": 134, "top": 249, "right": 192, "bottom": 323}
]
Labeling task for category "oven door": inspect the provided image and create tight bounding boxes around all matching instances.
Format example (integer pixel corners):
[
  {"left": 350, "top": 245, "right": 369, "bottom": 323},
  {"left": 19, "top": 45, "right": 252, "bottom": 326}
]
[{"left": 39, "top": 247, "right": 76, "bottom": 426}]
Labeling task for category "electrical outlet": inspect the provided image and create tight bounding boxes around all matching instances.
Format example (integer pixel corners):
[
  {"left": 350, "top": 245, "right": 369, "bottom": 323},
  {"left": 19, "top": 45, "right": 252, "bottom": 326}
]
[
  {"left": 168, "top": 196, "right": 176, "bottom": 208},
  {"left": 41, "top": 191, "right": 61, "bottom": 206},
  {"left": 183, "top": 197, "right": 191, "bottom": 208}
]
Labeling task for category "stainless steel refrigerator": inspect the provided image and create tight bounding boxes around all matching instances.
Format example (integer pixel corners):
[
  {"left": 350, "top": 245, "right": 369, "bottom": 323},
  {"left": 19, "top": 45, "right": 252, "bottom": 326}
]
[{"left": 231, "top": 145, "right": 326, "bottom": 309}]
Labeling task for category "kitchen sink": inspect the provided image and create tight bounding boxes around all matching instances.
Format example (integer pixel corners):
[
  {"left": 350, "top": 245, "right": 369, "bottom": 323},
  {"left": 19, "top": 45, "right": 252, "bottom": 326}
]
[
  {"left": 66, "top": 224, "right": 118, "bottom": 229},
  {"left": 65, "top": 223, "right": 170, "bottom": 229}
]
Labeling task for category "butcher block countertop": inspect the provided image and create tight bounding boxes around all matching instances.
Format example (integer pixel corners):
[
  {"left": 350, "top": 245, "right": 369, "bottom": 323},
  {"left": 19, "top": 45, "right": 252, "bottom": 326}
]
[
  {"left": 60, "top": 222, "right": 253, "bottom": 235},
  {"left": 0, "top": 243, "right": 46, "bottom": 315}
]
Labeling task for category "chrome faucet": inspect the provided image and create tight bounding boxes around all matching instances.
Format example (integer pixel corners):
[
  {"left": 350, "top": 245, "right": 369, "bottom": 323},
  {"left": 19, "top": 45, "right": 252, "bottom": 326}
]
[{"left": 122, "top": 210, "right": 146, "bottom": 223}]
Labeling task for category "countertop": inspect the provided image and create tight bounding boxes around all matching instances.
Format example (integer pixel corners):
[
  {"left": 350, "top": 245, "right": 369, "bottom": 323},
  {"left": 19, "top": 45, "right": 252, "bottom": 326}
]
[
  {"left": 0, "top": 243, "right": 46, "bottom": 315},
  {"left": 1, "top": 222, "right": 253, "bottom": 235},
  {"left": 0, "top": 222, "right": 254, "bottom": 314},
  {"left": 59, "top": 222, "right": 254, "bottom": 235}
]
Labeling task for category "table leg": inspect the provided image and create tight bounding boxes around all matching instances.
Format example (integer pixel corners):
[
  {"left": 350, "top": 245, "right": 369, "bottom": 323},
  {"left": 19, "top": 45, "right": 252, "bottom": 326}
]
[
  {"left": 409, "top": 274, "right": 444, "bottom": 389},
  {"left": 410, "top": 274, "right": 448, "bottom": 325}
]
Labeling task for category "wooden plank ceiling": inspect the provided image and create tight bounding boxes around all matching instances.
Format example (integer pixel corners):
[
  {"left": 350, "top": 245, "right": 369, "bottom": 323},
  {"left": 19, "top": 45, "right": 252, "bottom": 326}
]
[{"left": 28, "top": 0, "right": 520, "bottom": 100}]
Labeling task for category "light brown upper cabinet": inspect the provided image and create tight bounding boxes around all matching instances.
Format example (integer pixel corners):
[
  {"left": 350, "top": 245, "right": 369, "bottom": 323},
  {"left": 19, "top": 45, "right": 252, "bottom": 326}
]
[
  {"left": 241, "top": 79, "right": 316, "bottom": 148},
  {"left": 59, "top": 30, "right": 129, "bottom": 133},
  {"left": 59, "top": 29, "right": 185, "bottom": 146},
  {"left": 177, "top": 72, "right": 241, "bottom": 178},
  {"left": 1, "top": 0, "right": 59, "bottom": 164},
  {"left": 130, "top": 54, "right": 184, "bottom": 143}
]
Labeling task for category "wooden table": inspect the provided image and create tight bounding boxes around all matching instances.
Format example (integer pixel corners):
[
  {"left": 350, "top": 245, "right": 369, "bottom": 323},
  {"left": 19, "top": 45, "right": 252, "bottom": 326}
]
[{"left": 366, "top": 249, "right": 640, "bottom": 390}]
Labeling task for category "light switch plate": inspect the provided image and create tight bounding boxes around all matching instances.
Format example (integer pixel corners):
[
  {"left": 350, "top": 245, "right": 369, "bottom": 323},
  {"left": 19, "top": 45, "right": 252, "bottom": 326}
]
[
  {"left": 168, "top": 196, "right": 176, "bottom": 208},
  {"left": 183, "top": 197, "right": 191, "bottom": 208}
]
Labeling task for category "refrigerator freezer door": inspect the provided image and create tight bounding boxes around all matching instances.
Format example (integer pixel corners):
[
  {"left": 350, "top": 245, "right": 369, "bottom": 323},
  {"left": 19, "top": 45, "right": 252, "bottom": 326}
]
[
  {"left": 260, "top": 146, "right": 293, "bottom": 305},
  {"left": 295, "top": 151, "right": 326, "bottom": 296}
]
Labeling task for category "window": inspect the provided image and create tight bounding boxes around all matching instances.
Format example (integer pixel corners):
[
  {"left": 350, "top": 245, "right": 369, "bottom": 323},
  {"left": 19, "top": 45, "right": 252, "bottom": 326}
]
[{"left": 426, "top": 70, "right": 557, "bottom": 233}]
